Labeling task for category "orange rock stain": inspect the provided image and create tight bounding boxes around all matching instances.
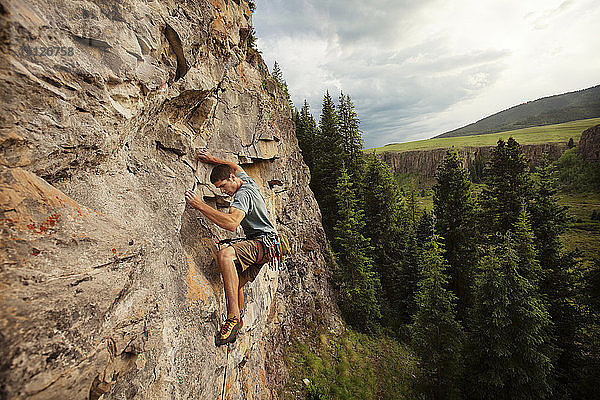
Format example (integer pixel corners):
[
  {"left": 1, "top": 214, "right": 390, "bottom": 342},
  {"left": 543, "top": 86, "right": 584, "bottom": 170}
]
[
  {"left": 25, "top": 213, "right": 61, "bottom": 235},
  {"left": 267, "top": 296, "right": 278, "bottom": 323},
  {"left": 185, "top": 255, "right": 213, "bottom": 305},
  {"left": 2, "top": 168, "right": 101, "bottom": 236}
]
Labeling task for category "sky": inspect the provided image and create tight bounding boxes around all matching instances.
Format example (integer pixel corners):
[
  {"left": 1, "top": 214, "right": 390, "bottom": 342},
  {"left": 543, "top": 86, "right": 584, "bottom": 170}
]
[{"left": 252, "top": 0, "right": 600, "bottom": 149}]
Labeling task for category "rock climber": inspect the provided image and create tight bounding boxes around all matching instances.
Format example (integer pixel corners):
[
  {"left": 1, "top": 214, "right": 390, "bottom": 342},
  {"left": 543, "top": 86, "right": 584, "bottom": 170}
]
[{"left": 184, "top": 150, "right": 279, "bottom": 346}]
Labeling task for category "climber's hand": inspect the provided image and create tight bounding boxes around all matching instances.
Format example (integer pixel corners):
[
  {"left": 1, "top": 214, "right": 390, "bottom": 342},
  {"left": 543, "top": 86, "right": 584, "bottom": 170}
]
[
  {"left": 195, "top": 150, "right": 241, "bottom": 172},
  {"left": 197, "top": 149, "right": 216, "bottom": 164},
  {"left": 185, "top": 189, "right": 205, "bottom": 210}
]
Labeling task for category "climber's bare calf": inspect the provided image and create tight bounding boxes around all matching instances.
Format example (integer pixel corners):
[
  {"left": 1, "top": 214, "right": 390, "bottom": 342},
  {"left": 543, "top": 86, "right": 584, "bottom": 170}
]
[{"left": 217, "top": 245, "right": 244, "bottom": 320}]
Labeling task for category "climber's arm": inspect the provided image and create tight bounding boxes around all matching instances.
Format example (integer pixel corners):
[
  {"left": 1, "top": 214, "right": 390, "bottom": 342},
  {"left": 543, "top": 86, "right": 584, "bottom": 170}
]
[
  {"left": 197, "top": 150, "right": 243, "bottom": 174},
  {"left": 185, "top": 190, "right": 245, "bottom": 231}
]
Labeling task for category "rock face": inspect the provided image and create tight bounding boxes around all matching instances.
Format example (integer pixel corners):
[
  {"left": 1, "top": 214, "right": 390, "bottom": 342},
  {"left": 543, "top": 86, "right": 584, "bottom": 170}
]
[
  {"left": 0, "top": 1, "right": 338, "bottom": 399},
  {"left": 380, "top": 142, "right": 569, "bottom": 179},
  {"left": 578, "top": 125, "right": 600, "bottom": 162}
]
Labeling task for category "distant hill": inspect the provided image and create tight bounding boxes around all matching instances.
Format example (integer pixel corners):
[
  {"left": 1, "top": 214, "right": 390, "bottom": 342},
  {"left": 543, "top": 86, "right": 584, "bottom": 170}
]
[
  {"left": 436, "top": 85, "right": 600, "bottom": 138},
  {"left": 372, "top": 118, "right": 600, "bottom": 153}
]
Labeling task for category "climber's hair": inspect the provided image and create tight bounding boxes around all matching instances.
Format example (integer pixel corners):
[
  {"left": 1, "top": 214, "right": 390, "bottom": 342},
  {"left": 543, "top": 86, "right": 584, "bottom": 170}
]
[{"left": 210, "top": 164, "right": 235, "bottom": 184}]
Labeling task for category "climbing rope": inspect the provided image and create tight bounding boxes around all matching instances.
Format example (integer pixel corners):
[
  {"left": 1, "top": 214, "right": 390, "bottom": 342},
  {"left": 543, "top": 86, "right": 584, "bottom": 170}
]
[
  {"left": 221, "top": 343, "right": 231, "bottom": 400},
  {"left": 194, "top": 194, "right": 232, "bottom": 400},
  {"left": 182, "top": 155, "right": 240, "bottom": 400},
  {"left": 197, "top": 214, "right": 222, "bottom": 244}
]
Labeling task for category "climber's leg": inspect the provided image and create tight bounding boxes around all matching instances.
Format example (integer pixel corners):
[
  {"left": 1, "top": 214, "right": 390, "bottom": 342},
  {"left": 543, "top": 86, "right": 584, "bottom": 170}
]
[
  {"left": 217, "top": 246, "right": 240, "bottom": 320},
  {"left": 227, "top": 239, "right": 272, "bottom": 315}
]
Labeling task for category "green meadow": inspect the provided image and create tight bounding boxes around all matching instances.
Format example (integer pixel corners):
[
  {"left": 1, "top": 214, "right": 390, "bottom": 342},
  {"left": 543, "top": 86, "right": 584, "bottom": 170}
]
[
  {"left": 282, "top": 327, "right": 418, "bottom": 400},
  {"left": 407, "top": 188, "right": 600, "bottom": 264},
  {"left": 370, "top": 117, "right": 600, "bottom": 153},
  {"left": 558, "top": 192, "right": 600, "bottom": 264}
]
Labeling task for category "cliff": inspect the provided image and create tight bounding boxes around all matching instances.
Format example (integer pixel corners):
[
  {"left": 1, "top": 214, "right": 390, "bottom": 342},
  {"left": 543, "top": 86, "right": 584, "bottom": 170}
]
[
  {"left": 0, "top": 1, "right": 338, "bottom": 399},
  {"left": 379, "top": 142, "right": 569, "bottom": 180},
  {"left": 578, "top": 124, "right": 600, "bottom": 162}
]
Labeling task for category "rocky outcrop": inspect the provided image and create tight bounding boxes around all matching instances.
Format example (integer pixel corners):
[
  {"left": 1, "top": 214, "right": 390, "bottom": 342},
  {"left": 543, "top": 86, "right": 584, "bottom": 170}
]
[
  {"left": 0, "top": 1, "right": 338, "bottom": 399},
  {"left": 578, "top": 125, "right": 600, "bottom": 162},
  {"left": 380, "top": 142, "right": 569, "bottom": 179}
]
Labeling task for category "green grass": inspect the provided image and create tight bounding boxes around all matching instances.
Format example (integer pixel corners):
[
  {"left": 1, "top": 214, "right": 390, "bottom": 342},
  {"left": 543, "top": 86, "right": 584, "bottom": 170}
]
[
  {"left": 281, "top": 327, "right": 419, "bottom": 400},
  {"left": 558, "top": 192, "right": 600, "bottom": 262},
  {"left": 370, "top": 117, "right": 600, "bottom": 153},
  {"left": 394, "top": 172, "right": 435, "bottom": 217},
  {"left": 406, "top": 189, "right": 600, "bottom": 263},
  {"left": 558, "top": 192, "right": 600, "bottom": 222}
]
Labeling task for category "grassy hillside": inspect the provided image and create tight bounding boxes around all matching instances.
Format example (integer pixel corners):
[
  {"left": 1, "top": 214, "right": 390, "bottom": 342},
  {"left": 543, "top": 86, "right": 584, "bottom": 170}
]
[
  {"left": 436, "top": 85, "right": 600, "bottom": 138},
  {"left": 282, "top": 327, "right": 419, "bottom": 400},
  {"left": 371, "top": 117, "right": 600, "bottom": 153}
]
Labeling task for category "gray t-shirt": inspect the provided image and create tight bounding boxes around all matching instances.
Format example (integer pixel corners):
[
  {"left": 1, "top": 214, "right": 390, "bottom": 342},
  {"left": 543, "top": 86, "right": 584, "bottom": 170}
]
[{"left": 230, "top": 170, "right": 276, "bottom": 239}]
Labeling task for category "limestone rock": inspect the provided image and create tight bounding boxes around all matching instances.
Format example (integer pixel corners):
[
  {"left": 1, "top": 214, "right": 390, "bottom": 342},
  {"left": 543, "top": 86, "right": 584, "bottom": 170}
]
[
  {"left": 578, "top": 124, "right": 600, "bottom": 162},
  {"left": 0, "top": 1, "right": 339, "bottom": 398},
  {"left": 380, "top": 142, "right": 569, "bottom": 179}
]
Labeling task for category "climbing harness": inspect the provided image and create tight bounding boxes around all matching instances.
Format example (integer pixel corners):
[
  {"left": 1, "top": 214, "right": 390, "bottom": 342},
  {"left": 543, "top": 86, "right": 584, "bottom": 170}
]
[
  {"left": 260, "top": 233, "right": 283, "bottom": 270},
  {"left": 211, "top": 233, "right": 284, "bottom": 270},
  {"left": 217, "top": 237, "right": 247, "bottom": 246}
]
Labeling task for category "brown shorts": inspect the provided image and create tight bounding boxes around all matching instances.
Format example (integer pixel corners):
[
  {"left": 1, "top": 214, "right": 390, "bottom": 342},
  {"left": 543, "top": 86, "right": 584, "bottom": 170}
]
[{"left": 230, "top": 239, "right": 272, "bottom": 283}]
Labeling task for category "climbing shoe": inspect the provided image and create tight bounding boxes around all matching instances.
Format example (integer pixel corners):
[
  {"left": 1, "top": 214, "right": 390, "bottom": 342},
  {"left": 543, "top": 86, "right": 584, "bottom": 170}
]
[{"left": 215, "top": 316, "right": 242, "bottom": 346}]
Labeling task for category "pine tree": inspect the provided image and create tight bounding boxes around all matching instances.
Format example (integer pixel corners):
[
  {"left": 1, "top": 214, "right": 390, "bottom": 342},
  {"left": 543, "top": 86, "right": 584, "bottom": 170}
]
[
  {"left": 480, "top": 138, "right": 530, "bottom": 238},
  {"left": 405, "top": 175, "right": 419, "bottom": 227},
  {"left": 403, "top": 232, "right": 423, "bottom": 325},
  {"left": 575, "top": 258, "right": 600, "bottom": 398},
  {"left": 296, "top": 100, "right": 318, "bottom": 171},
  {"left": 528, "top": 155, "right": 568, "bottom": 284},
  {"left": 337, "top": 92, "right": 364, "bottom": 177},
  {"left": 527, "top": 156, "right": 581, "bottom": 398},
  {"left": 312, "top": 91, "right": 345, "bottom": 235},
  {"left": 271, "top": 61, "right": 294, "bottom": 110},
  {"left": 333, "top": 166, "right": 381, "bottom": 330},
  {"left": 362, "top": 152, "right": 416, "bottom": 326},
  {"left": 433, "top": 149, "right": 478, "bottom": 322},
  {"left": 246, "top": 27, "right": 259, "bottom": 52},
  {"left": 466, "top": 234, "right": 552, "bottom": 400},
  {"left": 548, "top": 251, "right": 585, "bottom": 399},
  {"left": 411, "top": 234, "right": 464, "bottom": 399},
  {"left": 467, "top": 152, "right": 487, "bottom": 183},
  {"left": 415, "top": 210, "right": 434, "bottom": 245},
  {"left": 512, "top": 206, "right": 542, "bottom": 284}
]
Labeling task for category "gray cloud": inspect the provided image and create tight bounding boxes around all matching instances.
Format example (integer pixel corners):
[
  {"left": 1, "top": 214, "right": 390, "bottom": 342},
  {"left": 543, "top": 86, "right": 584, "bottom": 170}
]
[
  {"left": 526, "top": 0, "right": 576, "bottom": 29},
  {"left": 294, "top": 37, "right": 509, "bottom": 147},
  {"left": 255, "top": 0, "right": 431, "bottom": 45},
  {"left": 254, "top": 0, "right": 600, "bottom": 148}
]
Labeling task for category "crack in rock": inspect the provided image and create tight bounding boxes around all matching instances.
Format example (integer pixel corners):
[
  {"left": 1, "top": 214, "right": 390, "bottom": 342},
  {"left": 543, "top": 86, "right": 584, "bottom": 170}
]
[{"left": 164, "top": 23, "right": 189, "bottom": 81}]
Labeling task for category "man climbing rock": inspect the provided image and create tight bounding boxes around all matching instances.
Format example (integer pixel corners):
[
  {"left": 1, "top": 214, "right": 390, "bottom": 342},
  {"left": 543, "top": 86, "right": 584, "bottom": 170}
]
[{"left": 184, "top": 150, "right": 279, "bottom": 346}]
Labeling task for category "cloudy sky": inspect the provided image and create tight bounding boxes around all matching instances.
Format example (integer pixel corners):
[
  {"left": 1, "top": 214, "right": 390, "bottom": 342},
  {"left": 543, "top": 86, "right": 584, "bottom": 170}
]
[{"left": 253, "top": 0, "right": 600, "bottom": 148}]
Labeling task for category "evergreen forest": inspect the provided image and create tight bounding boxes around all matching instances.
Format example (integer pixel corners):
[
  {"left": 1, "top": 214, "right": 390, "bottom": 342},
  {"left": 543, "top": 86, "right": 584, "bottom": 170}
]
[{"left": 272, "top": 64, "right": 600, "bottom": 400}]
